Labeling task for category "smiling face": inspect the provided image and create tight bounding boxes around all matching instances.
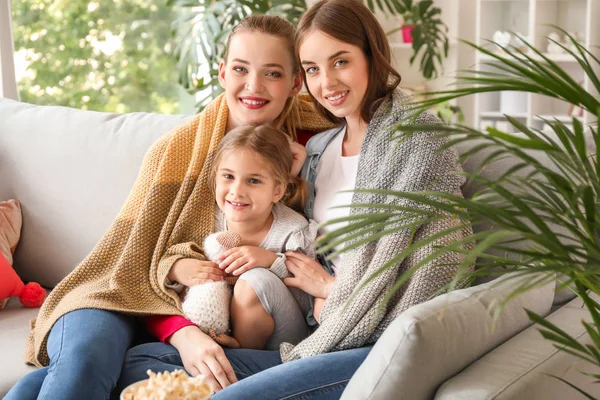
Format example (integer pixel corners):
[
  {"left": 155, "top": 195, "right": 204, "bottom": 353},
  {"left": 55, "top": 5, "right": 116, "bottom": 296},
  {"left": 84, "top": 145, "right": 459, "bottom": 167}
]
[
  {"left": 299, "top": 29, "right": 369, "bottom": 125},
  {"left": 215, "top": 149, "right": 285, "bottom": 226},
  {"left": 219, "top": 30, "right": 302, "bottom": 131}
]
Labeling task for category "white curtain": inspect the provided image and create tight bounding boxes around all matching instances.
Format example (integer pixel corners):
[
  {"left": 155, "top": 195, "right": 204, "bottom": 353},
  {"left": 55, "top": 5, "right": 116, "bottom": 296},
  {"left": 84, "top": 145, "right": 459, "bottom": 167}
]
[{"left": 0, "top": 0, "right": 18, "bottom": 100}]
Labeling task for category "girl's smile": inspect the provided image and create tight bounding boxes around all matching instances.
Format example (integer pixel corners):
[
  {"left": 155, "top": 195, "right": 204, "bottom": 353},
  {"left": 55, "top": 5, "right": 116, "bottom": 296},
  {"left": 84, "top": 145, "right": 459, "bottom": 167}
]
[{"left": 215, "top": 149, "right": 284, "bottom": 230}]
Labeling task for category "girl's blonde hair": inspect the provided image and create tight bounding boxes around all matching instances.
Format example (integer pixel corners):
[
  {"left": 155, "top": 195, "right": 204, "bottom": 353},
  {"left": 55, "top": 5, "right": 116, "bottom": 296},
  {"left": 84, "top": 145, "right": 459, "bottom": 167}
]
[
  {"left": 224, "top": 15, "right": 301, "bottom": 139},
  {"left": 211, "top": 125, "right": 308, "bottom": 213}
]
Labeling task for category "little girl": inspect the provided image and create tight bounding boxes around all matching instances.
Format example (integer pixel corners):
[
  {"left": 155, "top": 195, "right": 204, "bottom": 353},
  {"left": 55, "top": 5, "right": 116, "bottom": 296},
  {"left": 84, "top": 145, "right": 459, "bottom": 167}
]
[{"left": 161, "top": 123, "right": 317, "bottom": 351}]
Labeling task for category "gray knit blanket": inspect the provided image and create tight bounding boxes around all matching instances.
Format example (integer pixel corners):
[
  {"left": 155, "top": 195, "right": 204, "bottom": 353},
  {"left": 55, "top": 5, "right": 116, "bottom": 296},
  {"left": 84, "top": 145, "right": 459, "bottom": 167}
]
[{"left": 280, "top": 89, "right": 473, "bottom": 361}]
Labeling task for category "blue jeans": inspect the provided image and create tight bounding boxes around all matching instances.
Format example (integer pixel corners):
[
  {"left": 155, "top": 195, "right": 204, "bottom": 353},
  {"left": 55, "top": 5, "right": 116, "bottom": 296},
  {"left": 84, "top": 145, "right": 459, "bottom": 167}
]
[
  {"left": 118, "top": 342, "right": 372, "bottom": 399},
  {"left": 4, "top": 308, "right": 135, "bottom": 400}
]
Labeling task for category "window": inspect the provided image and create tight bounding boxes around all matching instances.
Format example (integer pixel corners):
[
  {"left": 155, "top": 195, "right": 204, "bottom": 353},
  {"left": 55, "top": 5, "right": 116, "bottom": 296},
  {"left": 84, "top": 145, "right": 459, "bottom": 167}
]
[{"left": 12, "top": 0, "right": 182, "bottom": 113}]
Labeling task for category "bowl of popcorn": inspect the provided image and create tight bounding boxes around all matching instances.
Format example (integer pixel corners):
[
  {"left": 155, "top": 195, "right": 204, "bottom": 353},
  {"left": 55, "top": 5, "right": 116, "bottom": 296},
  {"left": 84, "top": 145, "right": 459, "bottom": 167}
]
[{"left": 121, "top": 369, "right": 213, "bottom": 400}]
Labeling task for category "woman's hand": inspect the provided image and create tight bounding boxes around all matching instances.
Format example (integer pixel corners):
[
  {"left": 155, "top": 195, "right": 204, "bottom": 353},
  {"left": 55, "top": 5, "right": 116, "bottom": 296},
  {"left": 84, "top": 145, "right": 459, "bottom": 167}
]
[
  {"left": 289, "top": 140, "right": 307, "bottom": 177},
  {"left": 167, "top": 258, "right": 224, "bottom": 287},
  {"left": 168, "top": 325, "right": 238, "bottom": 391},
  {"left": 218, "top": 246, "right": 278, "bottom": 276},
  {"left": 283, "top": 251, "right": 335, "bottom": 299}
]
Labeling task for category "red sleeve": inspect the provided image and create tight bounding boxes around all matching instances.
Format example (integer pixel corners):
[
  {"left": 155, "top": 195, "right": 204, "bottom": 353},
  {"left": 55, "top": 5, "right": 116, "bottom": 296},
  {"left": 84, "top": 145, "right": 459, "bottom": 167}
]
[
  {"left": 296, "top": 129, "right": 317, "bottom": 147},
  {"left": 144, "top": 315, "right": 196, "bottom": 343}
]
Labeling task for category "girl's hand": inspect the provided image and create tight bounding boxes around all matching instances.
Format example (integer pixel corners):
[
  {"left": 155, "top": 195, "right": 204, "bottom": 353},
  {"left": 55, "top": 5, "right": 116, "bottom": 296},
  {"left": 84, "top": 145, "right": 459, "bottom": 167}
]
[
  {"left": 218, "top": 246, "right": 278, "bottom": 275},
  {"left": 289, "top": 140, "right": 307, "bottom": 177},
  {"left": 168, "top": 325, "right": 238, "bottom": 391},
  {"left": 167, "top": 258, "right": 224, "bottom": 287},
  {"left": 283, "top": 251, "right": 335, "bottom": 299}
]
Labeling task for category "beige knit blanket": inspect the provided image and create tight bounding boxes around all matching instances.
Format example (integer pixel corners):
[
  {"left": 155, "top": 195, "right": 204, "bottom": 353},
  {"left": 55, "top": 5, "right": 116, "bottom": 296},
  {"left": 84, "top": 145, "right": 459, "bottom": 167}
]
[{"left": 25, "top": 93, "right": 331, "bottom": 367}]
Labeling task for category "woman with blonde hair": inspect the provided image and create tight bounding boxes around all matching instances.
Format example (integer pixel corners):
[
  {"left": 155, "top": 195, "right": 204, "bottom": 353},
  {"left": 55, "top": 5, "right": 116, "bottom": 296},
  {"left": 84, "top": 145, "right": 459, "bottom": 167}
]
[
  {"left": 120, "top": 1, "right": 471, "bottom": 399},
  {"left": 5, "top": 14, "right": 331, "bottom": 400}
]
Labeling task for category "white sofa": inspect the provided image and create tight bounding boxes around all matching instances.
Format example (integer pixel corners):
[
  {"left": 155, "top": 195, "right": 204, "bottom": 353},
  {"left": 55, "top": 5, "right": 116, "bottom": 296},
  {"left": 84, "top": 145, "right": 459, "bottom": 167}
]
[{"left": 0, "top": 97, "right": 596, "bottom": 399}]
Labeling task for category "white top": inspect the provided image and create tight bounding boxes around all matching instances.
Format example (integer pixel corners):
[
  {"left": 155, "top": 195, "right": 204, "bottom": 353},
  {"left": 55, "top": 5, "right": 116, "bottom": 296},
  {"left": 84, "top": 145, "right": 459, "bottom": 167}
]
[
  {"left": 312, "top": 126, "right": 360, "bottom": 274},
  {"left": 166, "top": 202, "right": 318, "bottom": 291},
  {"left": 215, "top": 202, "right": 318, "bottom": 280}
]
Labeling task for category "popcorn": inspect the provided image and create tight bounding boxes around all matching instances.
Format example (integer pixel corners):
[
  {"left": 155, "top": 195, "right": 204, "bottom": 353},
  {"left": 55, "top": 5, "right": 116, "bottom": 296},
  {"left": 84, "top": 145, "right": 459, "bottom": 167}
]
[{"left": 122, "top": 369, "right": 213, "bottom": 400}]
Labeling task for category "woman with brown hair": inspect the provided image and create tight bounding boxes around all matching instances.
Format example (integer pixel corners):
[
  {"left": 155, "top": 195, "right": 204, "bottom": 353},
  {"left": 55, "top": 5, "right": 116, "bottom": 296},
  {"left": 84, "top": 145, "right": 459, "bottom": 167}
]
[
  {"left": 119, "top": 0, "right": 471, "bottom": 398},
  {"left": 4, "top": 14, "right": 331, "bottom": 400}
]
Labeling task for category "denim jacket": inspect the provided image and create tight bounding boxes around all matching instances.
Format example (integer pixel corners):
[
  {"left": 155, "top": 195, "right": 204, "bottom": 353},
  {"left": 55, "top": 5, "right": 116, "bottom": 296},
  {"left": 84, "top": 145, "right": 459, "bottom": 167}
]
[
  {"left": 300, "top": 125, "right": 345, "bottom": 327},
  {"left": 301, "top": 125, "right": 346, "bottom": 220}
]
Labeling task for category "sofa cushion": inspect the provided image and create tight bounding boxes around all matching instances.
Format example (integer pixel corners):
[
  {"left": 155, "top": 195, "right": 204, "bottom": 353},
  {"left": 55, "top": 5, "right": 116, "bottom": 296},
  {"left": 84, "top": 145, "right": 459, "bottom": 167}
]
[
  {"left": 435, "top": 295, "right": 599, "bottom": 399},
  {"left": 0, "top": 98, "right": 191, "bottom": 287},
  {"left": 0, "top": 199, "right": 21, "bottom": 265},
  {"left": 341, "top": 272, "right": 555, "bottom": 400},
  {"left": 0, "top": 300, "right": 39, "bottom": 397}
]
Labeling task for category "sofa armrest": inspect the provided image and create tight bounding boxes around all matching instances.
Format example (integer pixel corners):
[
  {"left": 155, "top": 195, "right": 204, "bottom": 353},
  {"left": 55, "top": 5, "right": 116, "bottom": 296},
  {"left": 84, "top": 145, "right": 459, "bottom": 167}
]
[
  {"left": 341, "top": 272, "right": 555, "bottom": 400},
  {"left": 435, "top": 296, "right": 599, "bottom": 400}
]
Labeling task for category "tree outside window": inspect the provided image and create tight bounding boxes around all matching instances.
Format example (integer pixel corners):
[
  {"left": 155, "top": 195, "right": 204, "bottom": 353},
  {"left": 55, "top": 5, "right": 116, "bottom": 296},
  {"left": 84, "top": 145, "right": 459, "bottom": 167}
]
[{"left": 12, "top": 0, "right": 181, "bottom": 114}]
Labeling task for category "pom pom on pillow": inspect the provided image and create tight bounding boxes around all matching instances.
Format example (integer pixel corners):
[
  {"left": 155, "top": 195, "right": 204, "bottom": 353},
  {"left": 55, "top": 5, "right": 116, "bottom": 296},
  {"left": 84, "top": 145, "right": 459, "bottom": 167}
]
[{"left": 0, "top": 199, "right": 46, "bottom": 309}]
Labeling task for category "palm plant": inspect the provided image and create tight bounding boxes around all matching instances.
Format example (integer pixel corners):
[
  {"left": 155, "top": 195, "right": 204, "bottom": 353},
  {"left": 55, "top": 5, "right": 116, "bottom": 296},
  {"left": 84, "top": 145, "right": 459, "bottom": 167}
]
[
  {"left": 167, "top": 0, "right": 449, "bottom": 111},
  {"left": 317, "top": 29, "right": 600, "bottom": 397}
]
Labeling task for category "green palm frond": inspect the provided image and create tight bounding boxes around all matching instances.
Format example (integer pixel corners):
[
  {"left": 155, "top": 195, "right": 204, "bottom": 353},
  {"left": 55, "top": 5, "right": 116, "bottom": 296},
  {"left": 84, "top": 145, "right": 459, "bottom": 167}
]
[
  {"left": 320, "top": 27, "right": 599, "bottom": 397},
  {"left": 544, "top": 375, "right": 598, "bottom": 400},
  {"left": 267, "top": 0, "right": 306, "bottom": 26}
]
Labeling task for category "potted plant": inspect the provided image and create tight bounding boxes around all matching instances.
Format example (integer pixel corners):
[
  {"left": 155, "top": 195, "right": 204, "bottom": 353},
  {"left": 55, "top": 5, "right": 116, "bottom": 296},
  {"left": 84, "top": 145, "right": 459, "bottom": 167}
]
[
  {"left": 318, "top": 29, "right": 600, "bottom": 397},
  {"left": 385, "top": 0, "right": 449, "bottom": 79},
  {"left": 394, "top": 0, "right": 423, "bottom": 43}
]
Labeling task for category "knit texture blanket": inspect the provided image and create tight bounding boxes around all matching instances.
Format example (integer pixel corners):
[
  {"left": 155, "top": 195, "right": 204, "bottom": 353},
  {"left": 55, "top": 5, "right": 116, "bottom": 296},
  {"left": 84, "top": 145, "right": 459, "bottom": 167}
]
[
  {"left": 280, "top": 90, "right": 474, "bottom": 361},
  {"left": 25, "top": 93, "right": 331, "bottom": 367}
]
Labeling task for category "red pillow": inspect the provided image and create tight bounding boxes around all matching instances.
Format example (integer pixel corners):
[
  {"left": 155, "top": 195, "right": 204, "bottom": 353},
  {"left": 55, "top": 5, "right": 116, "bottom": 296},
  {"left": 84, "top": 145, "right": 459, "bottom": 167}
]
[
  {"left": 0, "top": 199, "right": 22, "bottom": 265},
  {"left": 296, "top": 129, "right": 317, "bottom": 147},
  {"left": 0, "top": 199, "right": 46, "bottom": 309}
]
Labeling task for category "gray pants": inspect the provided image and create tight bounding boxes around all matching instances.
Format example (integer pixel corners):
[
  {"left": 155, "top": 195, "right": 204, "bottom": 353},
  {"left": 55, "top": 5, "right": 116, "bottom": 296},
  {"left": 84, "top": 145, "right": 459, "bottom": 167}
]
[{"left": 238, "top": 268, "right": 310, "bottom": 350}]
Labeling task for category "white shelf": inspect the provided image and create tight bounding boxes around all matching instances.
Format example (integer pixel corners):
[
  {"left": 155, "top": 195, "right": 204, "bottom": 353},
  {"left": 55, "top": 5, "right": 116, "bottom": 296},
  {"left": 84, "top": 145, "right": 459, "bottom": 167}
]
[
  {"left": 533, "top": 114, "right": 581, "bottom": 123},
  {"left": 390, "top": 42, "right": 413, "bottom": 49},
  {"left": 390, "top": 40, "right": 458, "bottom": 50},
  {"left": 480, "top": 111, "right": 528, "bottom": 120},
  {"left": 462, "top": 0, "right": 600, "bottom": 129},
  {"left": 541, "top": 53, "right": 579, "bottom": 63},
  {"left": 478, "top": 53, "right": 523, "bottom": 62},
  {"left": 478, "top": 52, "right": 577, "bottom": 63}
]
